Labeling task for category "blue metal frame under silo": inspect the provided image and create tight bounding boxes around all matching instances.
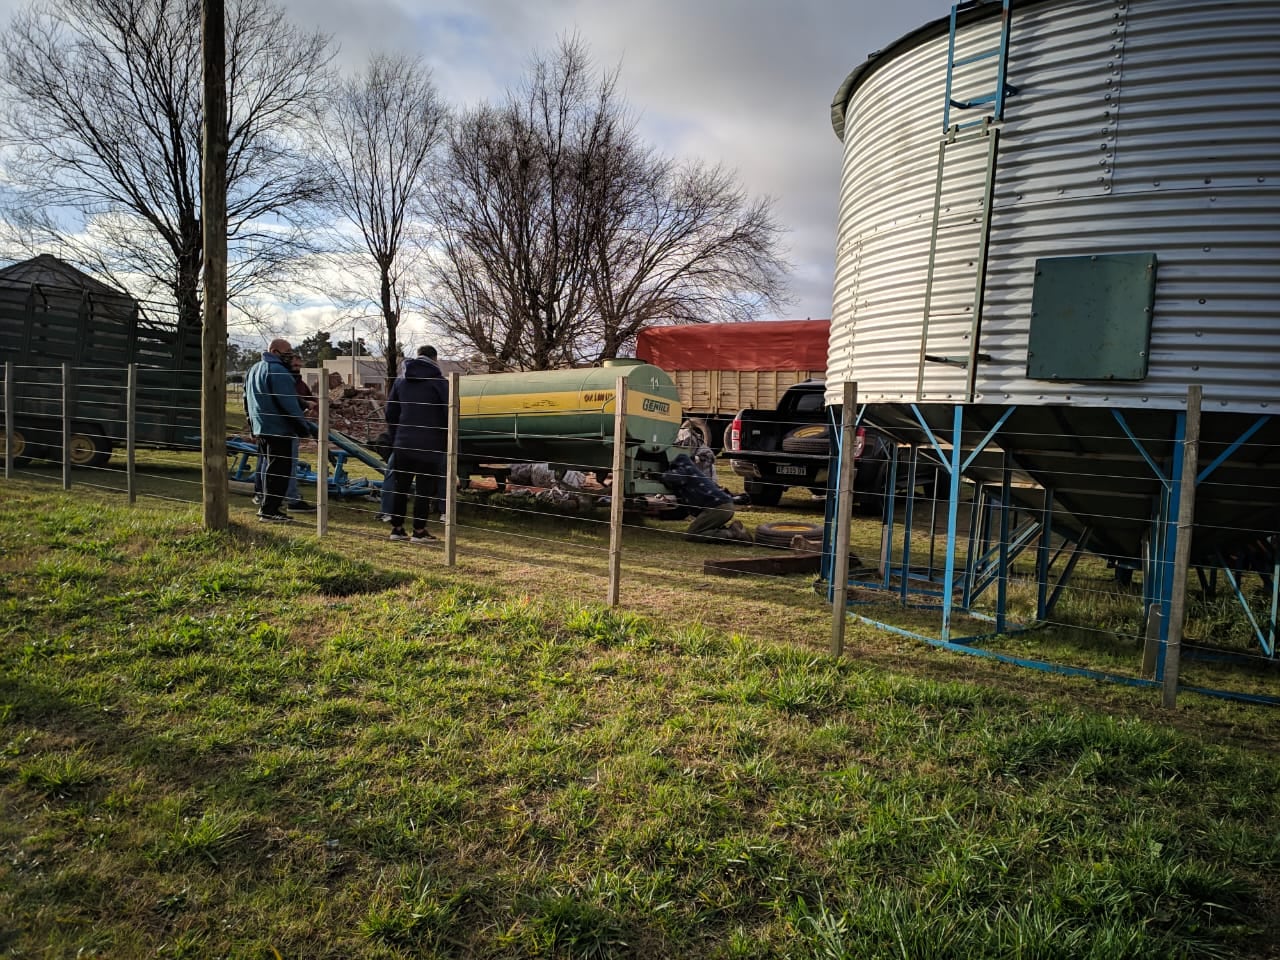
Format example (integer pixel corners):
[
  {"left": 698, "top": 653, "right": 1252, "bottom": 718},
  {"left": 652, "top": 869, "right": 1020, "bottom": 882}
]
[
  {"left": 820, "top": 401, "right": 1280, "bottom": 708},
  {"left": 821, "top": 0, "right": 1280, "bottom": 706}
]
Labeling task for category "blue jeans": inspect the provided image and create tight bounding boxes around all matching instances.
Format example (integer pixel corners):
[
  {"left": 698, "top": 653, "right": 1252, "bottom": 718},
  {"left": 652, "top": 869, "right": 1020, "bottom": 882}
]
[{"left": 379, "top": 453, "right": 396, "bottom": 516}]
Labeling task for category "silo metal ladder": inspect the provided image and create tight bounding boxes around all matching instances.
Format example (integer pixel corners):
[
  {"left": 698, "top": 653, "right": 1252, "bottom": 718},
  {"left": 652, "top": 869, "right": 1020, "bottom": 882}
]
[{"left": 916, "top": 0, "right": 1015, "bottom": 402}]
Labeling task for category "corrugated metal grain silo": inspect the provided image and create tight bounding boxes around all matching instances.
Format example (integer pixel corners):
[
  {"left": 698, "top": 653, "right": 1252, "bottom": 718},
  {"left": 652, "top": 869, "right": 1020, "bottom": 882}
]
[
  {"left": 827, "top": 0, "right": 1280, "bottom": 569},
  {"left": 830, "top": 0, "right": 1280, "bottom": 410}
]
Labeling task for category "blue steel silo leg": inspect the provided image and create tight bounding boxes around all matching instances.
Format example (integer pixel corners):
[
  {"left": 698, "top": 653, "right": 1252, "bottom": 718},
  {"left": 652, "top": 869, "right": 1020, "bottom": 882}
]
[
  {"left": 941, "top": 405, "right": 965, "bottom": 641},
  {"left": 1270, "top": 552, "right": 1280, "bottom": 657},
  {"left": 962, "top": 483, "right": 984, "bottom": 610},
  {"left": 882, "top": 443, "right": 901, "bottom": 590},
  {"left": 928, "top": 465, "right": 942, "bottom": 583},
  {"left": 1215, "top": 554, "right": 1273, "bottom": 658},
  {"left": 996, "top": 452, "right": 1012, "bottom": 634},
  {"left": 1113, "top": 407, "right": 1176, "bottom": 678},
  {"left": 1036, "top": 486, "right": 1054, "bottom": 622},
  {"left": 900, "top": 447, "right": 919, "bottom": 605}
]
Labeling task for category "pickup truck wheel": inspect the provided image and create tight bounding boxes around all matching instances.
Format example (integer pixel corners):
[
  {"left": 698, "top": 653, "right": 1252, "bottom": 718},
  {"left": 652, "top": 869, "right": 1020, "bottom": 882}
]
[
  {"left": 68, "top": 427, "right": 113, "bottom": 468},
  {"left": 3, "top": 427, "right": 31, "bottom": 466},
  {"left": 679, "top": 417, "right": 712, "bottom": 449},
  {"left": 781, "top": 423, "right": 831, "bottom": 455},
  {"left": 743, "top": 479, "right": 782, "bottom": 507},
  {"left": 755, "top": 520, "right": 823, "bottom": 549}
]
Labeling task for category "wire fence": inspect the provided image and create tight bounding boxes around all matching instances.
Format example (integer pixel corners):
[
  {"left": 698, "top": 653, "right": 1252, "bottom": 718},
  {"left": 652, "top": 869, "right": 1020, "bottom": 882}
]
[{"left": 3, "top": 361, "right": 1277, "bottom": 709}]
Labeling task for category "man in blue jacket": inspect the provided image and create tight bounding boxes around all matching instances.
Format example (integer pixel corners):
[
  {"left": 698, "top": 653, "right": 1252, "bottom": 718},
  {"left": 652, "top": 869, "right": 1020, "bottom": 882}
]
[
  {"left": 245, "top": 339, "right": 316, "bottom": 522},
  {"left": 384, "top": 345, "right": 449, "bottom": 543}
]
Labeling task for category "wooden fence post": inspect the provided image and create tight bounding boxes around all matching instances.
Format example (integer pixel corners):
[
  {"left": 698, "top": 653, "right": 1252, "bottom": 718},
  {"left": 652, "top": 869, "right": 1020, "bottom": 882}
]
[
  {"left": 445, "top": 372, "right": 460, "bottom": 566},
  {"left": 61, "top": 362, "right": 72, "bottom": 491},
  {"left": 316, "top": 366, "right": 328, "bottom": 537},
  {"left": 1163, "top": 384, "right": 1201, "bottom": 709},
  {"left": 126, "top": 363, "right": 138, "bottom": 504},
  {"left": 199, "top": 0, "right": 229, "bottom": 530},
  {"left": 607, "top": 376, "right": 628, "bottom": 607},
  {"left": 3, "top": 361, "right": 14, "bottom": 480}
]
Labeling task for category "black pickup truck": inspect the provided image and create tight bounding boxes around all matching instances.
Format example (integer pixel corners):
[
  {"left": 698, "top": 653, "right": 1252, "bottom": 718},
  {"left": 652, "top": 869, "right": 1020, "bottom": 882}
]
[{"left": 723, "top": 379, "right": 896, "bottom": 511}]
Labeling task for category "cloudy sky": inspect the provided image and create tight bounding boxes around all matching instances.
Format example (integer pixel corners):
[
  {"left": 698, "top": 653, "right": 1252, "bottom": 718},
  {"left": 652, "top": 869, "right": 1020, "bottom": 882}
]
[
  {"left": 0, "top": 0, "right": 952, "bottom": 341},
  {"left": 277, "top": 0, "right": 950, "bottom": 331}
]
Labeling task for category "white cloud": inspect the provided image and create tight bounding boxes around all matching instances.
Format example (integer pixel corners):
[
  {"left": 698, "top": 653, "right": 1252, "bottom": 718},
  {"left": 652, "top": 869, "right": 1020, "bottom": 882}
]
[
  {"left": 2, "top": 0, "right": 954, "bottom": 326},
  {"left": 277, "top": 0, "right": 952, "bottom": 321}
]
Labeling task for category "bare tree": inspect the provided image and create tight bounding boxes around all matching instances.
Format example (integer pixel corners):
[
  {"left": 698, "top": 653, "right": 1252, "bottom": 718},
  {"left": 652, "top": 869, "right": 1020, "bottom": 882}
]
[
  {"left": 583, "top": 159, "right": 789, "bottom": 363},
  {"left": 0, "top": 0, "right": 334, "bottom": 331},
  {"left": 311, "top": 54, "right": 445, "bottom": 383},
  {"left": 426, "top": 36, "right": 621, "bottom": 371},
  {"left": 425, "top": 35, "right": 789, "bottom": 371}
]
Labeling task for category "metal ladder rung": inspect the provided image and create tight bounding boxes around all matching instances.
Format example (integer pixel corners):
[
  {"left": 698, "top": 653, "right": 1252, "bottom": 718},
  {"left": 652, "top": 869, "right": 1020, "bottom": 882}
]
[
  {"left": 951, "top": 118, "right": 996, "bottom": 134},
  {"left": 920, "top": 0, "right": 1011, "bottom": 401},
  {"left": 951, "top": 48, "right": 1001, "bottom": 68},
  {"left": 925, "top": 353, "right": 993, "bottom": 369},
  {"left": 950, "top": 93, "right": 999, "bottom": 109}
]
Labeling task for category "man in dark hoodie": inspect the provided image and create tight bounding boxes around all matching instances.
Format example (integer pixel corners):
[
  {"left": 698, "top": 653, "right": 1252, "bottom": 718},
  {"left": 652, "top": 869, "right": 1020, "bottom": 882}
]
[{"left": 384, "top": 345, "right": 449, "bottom": 543}]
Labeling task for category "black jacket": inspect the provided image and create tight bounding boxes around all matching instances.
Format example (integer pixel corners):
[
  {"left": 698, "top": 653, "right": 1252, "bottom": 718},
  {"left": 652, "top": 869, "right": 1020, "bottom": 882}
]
[
  {"left": 385, "top": 357, "right": 449, "bottom": 469},
  {"left": 662, "top": 454, "right": 732, "bottom": 508}
]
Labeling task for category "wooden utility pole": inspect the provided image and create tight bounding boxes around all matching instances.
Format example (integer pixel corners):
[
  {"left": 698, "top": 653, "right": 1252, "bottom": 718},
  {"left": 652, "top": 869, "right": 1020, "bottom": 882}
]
[
  {"left": 316, "top": 367, "right": 329, "bottom": 537},
  {"left": 1163, "top": 384, "right": 1202, "bottom": 708},
  {"left": 444, "top": 373, "right": 460, "bottom": 566},
  {"left": 200, "top": 0, "right": 229, "bottom": 528}
]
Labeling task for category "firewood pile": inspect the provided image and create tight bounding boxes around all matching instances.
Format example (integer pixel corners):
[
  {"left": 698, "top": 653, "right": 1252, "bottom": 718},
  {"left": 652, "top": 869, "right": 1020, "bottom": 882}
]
[{"left": 324, "top": 383, "right": 386, "bottom": 443}]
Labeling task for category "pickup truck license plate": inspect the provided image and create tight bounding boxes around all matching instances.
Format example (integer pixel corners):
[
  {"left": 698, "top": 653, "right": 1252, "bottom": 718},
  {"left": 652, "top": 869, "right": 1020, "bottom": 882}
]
[{"left": 774, "top": 464, "right": 807, "bottom": 476}]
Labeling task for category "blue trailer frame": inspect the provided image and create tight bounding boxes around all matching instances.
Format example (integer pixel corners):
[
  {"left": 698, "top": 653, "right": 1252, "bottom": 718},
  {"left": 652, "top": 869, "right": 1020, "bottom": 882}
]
[{"left": 226, "top": 428, "right": 387, "bottom": 500}]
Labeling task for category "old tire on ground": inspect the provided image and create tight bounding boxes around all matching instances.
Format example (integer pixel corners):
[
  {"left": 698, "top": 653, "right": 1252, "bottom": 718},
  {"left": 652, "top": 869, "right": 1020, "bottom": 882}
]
[
  {"left": 743, "top": 478, "right": 782, "bottom": 507},
  {"left": 780, "top": 423, "right": 830, "bottom": 455},
  {"left": 754, "top": 520, "right": 823, "bottom": 549},
  {"left": 68, "top": 426, "right": 113, "bottom": 468}
]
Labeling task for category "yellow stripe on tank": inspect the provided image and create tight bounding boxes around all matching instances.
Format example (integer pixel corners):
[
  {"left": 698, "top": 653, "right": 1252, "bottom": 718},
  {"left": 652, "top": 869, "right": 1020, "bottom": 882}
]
[{"left": 460, "top": 389, "right": 682, "bottom": 425}]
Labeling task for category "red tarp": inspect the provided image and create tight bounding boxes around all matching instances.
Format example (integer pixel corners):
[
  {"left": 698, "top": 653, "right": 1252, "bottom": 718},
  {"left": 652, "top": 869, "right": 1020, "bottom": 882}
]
[{"left": 634, "top": 320, "right": 831, "bottom": 373}]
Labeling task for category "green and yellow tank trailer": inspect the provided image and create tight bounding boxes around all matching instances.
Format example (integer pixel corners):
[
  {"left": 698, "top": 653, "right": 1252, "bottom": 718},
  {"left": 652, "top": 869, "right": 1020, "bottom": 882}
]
[
  {"left": 456, "top": 359, "right": 684, "bottom": 497},
  {"left": 228, "top": 359, "right": 687, "bottom": 501}
]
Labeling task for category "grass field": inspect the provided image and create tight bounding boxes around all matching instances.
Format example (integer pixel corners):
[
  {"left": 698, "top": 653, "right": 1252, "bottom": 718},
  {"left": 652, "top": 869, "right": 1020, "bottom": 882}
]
[{"left": 1, "top": 465, "right": 1279, "bottom": 958}]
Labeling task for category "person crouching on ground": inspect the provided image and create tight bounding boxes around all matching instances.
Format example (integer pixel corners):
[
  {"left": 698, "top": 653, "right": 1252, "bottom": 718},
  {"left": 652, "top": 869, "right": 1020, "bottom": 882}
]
[
  {"left": 661, "top": 452, "right": 748, "bottom": 542},
  {"left": 244, "top": 339, "right": 316, "bottom": 523},
  {"left": 384, "top": 345, "right": 449, "bottom": 543}
]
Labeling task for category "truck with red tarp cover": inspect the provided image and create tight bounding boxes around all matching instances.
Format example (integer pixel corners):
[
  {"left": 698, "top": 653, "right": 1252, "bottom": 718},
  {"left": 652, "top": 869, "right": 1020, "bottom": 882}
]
[{"left": 634, "top": 319, "right": 830, "bottom": 450}]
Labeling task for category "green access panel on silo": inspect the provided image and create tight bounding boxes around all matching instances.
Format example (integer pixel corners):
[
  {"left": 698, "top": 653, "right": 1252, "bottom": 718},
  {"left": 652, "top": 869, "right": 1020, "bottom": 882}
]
[{"left": 1026, "top": 253, "right": 1157, "bottom": 381}]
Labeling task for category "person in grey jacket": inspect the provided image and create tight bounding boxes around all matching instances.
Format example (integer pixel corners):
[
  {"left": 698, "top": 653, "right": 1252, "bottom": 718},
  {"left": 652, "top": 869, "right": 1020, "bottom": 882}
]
[{"left": 245, "top": 339, "right": 315, "bottom": 522}]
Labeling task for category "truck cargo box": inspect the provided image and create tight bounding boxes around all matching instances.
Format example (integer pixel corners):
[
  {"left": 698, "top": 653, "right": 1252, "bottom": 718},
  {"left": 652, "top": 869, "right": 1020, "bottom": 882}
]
[
  {"left": 635, "top": 319, "right": 830, "bottom": 447},
  {"left": 0, "top": 255, "right": 201, "bottom": 466}
]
